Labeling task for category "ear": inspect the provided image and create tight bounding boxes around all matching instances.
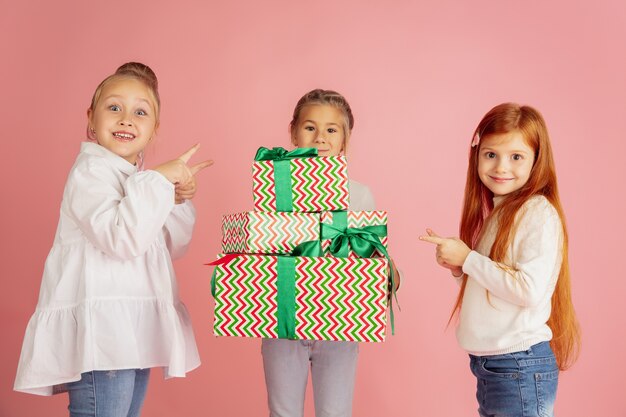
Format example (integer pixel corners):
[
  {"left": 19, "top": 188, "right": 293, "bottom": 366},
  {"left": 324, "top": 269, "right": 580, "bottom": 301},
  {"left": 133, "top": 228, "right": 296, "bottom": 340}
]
[
  {"left": 87, "top": 108, "right": 93, "bottom": 129},
  {"left": 290, "top": 127, "right": 298, "bottom": 147},
  {"left": 151, "top": 121, "right": 160, "bottom": 141},
  {"left": 341, "top": 136, "right": 349, "bottom": 155}
]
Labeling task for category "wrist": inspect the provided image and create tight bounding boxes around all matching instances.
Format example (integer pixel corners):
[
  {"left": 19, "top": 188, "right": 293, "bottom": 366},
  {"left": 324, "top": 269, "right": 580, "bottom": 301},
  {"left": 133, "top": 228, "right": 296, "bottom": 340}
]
[{"left": 451, "top": 267, "right": 463, "bottom": 278}]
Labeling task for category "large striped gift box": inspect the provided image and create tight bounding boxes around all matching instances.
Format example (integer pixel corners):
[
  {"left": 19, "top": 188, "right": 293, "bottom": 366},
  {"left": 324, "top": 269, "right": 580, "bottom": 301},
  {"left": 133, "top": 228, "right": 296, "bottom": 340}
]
[
  {"left": 221, "top": 211, "right": 320, "bottom": 255},
  {"left": 211, "top": 254, "right": 389, "bottom": 342},
  {"left": 252, "top": 147, "right": 349, "bottom": 212}
]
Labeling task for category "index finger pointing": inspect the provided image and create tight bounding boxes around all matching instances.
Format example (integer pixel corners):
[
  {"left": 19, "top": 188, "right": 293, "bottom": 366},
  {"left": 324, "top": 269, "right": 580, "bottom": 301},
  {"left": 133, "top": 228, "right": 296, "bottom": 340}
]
[
  {"left": 177, "top": 143, "right": 200, "bottom": 163},
  {"left": 419, "top": 235, "right": 445, "bottom": 245},
  {"left": 190, "top": 160, "right": 214, "bottom": 175}
]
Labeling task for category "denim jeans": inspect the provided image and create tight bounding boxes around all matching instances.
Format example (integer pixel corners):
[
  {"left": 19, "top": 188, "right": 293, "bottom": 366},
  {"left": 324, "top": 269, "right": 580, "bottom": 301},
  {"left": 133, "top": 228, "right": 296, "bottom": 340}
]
[
  {"left": 262, "top": 338, "right": 359, "bottom": 417},
  {"left": 66, "top": 369, "right": 150, "bottom": 417},
  {"left": 469, "top": 342, "right": 559, "bottom": 417}
]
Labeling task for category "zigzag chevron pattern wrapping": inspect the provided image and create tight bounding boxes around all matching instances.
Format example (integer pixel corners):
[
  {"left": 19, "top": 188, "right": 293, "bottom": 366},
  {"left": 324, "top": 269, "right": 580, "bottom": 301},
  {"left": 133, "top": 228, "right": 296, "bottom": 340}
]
[
  {"left": 321, "top": 211, "right": 389, "bottom": 258},
  {"left": 213, "top": 254, "right": 388, "bottom": 342},
  {"left": 222, "top": 212, "right": 320, "bottom": 254},
  {"left": 213, "top": 255, "right": 279, "bottom": 339},
  {"left": 252, "top": 156, "right": 349, "bottom": 212}
]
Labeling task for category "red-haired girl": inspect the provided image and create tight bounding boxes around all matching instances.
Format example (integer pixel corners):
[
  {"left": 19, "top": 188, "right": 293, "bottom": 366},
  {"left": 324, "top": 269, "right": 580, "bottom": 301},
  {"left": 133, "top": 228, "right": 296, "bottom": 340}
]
[{"left": 421, "top": 103, "right": 580, "bottom": 417}]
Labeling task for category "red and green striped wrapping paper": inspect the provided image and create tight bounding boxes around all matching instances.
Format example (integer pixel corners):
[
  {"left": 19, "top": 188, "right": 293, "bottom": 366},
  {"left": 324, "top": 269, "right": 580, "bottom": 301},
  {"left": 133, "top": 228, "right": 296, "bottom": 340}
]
[
  {"left": 252, "top": 155, "right": 349, "bottom": 212},
  {"left": 212, "top": 254, "right": 389, "bottom": 342},
  {"left": 321, "top": 211, "right": 388, "bottom": 258},
  {"left": 221, "top": 211, "right": 320, "bottom": 254}
]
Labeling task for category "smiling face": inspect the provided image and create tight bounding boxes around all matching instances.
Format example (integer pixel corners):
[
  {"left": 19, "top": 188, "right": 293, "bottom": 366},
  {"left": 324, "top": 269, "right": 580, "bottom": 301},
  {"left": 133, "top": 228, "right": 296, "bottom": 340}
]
[
  {"left": 478, "top": 130, "right": 535, "bottom": 197},
  {"left": 87, "top": 77, "right": 159, "bottom": 164},
  {"left": 290, "top": 104, "right": 346, "bottom": 157}
]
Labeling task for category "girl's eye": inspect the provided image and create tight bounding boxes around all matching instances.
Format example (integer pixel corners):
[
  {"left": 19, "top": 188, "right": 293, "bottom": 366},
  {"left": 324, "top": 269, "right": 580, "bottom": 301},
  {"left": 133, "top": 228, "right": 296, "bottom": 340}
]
[
  {"left": 486, "top": 152, "right": 496, "bottom": 158},
  {"left": 327, "top": 128, "right": 337, "bottom": 134},
  {"left": 304, "top": 126, "right": 315, "bottom": 132},
  {"left": 512, "top": 154, "right": 523, "bottom": 161},
  {"left": 109, "top": 105, "right": 121, "bottom": 112},
  {"left": 135, "top": 109, "right": 147, "bottom": 116}
]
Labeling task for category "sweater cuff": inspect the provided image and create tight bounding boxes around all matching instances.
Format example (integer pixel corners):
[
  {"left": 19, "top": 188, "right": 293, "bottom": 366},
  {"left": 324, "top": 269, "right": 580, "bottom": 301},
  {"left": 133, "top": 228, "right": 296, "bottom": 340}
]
[{"left": 462, "top": 250, "right": 482, "bottom": 277}]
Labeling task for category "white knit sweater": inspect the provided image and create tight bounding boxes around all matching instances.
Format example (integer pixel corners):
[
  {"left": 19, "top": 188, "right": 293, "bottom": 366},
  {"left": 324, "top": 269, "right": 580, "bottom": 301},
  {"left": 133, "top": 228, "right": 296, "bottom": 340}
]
[{"left": 456, "top": 195, "right": 564, "bottom": 356}]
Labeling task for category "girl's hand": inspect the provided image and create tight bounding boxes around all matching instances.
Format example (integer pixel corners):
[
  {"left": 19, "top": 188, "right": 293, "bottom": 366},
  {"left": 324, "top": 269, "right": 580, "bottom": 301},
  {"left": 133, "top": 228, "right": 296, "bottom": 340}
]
[
  {"left": 175, "top": 177, "right": 197, "bottom": 204},
  {"left": 419, "top": 229, "right": 470, "bottom": 275},
  {"left": 152, "top": 144, "right": 213, "bottom": 186}
]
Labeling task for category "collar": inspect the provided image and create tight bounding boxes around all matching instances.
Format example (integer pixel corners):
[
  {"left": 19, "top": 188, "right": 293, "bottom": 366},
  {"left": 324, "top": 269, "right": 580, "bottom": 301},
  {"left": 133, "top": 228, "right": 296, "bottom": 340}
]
[
  {"left": 493, "top": 195, "right": 506, "bottom": 207},
  {"left": 80, "top": 142, "right": 137, "bottom": 175}
]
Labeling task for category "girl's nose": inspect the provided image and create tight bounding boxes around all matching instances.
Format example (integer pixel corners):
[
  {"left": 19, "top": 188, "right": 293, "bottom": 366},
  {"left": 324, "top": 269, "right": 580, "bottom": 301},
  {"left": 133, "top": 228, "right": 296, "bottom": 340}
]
[
  {"left": 495, "top": 160, "right": 509, "bottom": 172},
  {"left": 314, "top": 135, "right": 326, "bottom": 143},
  {"left": 118, "top": 111, "right": 133, "bottom": 126}
]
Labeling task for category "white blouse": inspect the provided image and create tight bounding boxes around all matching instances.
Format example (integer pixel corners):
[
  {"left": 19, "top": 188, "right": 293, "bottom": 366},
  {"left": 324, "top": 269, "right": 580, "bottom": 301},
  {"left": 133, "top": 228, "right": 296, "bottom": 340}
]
[
  {"left": 457, "top": 195, "right": 564, "bottom": 356},
  {"left": 14, "top": 142, "right": 200, "bottom": 396}
]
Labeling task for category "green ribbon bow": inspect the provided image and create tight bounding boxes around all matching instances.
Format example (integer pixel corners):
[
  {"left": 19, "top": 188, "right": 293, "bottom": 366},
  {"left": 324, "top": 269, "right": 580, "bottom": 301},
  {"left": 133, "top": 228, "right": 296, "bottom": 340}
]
[{"left": 254, "top": 147, "right": 319, "bottom": 212}]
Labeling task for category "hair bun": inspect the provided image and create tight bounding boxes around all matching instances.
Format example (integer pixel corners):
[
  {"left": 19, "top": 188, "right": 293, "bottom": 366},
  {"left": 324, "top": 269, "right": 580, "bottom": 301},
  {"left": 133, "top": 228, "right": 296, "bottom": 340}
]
[{"left": 115, "top": 62, "right": 158, "bottom": 90}]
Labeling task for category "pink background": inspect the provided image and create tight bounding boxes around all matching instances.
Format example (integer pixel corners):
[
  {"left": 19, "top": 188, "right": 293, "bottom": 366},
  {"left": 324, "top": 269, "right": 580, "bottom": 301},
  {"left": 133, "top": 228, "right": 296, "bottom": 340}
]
[{"left": 1, "top": 1, "right": 625, "bottom": 415}]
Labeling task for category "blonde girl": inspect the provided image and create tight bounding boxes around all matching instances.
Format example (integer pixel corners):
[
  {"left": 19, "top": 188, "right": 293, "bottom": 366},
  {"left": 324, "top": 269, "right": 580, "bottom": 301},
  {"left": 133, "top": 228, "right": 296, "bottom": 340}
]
[
  {"left": 261, "top": 89, "right": 399, "bottom": 417},
  {"left": 421, "top": 103, "right": 580, "bottom": 417},
  {"left": 14, "top": 62, "right": 212, "bottom": 417}
]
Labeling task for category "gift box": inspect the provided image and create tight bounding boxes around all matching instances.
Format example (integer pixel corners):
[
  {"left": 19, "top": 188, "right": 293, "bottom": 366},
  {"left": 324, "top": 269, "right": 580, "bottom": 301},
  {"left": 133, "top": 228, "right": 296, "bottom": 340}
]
[
  {"left": 320, "top": 211, "right": 388, "bottom": 258},
  {"left": 211, "top": 254, "right": 389, "bottom": 342},
  {"left": 221, "top": 211, "right": 320, "bottom": 255},
  {"left": 252, "top": 147, "right": 349, "bottom": 212}
]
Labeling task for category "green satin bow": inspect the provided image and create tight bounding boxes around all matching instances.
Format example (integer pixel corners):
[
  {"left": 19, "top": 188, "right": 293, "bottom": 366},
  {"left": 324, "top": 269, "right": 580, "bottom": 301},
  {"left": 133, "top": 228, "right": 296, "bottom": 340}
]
[{"left": 254, "top": 147, "right": 318, "bottom": 161}]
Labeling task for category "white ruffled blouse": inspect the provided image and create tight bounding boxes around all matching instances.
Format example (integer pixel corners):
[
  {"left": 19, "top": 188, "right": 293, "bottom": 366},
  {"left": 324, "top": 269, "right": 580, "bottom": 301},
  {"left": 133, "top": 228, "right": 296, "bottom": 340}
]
[{"left": 14, "top": 142, "right": 201, "bottom": 395}]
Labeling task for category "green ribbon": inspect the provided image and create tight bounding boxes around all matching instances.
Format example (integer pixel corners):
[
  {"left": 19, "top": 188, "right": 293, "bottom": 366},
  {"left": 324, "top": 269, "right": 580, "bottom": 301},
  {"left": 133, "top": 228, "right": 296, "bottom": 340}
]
[
  {"left": 254, "top": 147, "right": 318, "bottom": 161},
  {"left": 276, "top": 256, "right": 297, "bottom": 339},
  {"left": 321, "top": 211, "right": 388, "bottom": 259},
  {"left": 254, "top": 147, "right": 318, "bottom": 212}
]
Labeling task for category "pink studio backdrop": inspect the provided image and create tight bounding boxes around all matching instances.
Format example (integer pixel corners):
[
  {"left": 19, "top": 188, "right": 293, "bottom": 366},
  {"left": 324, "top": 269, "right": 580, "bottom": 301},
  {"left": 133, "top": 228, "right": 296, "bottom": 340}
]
[{"left": 1, "top": 1, "right": 625, "bottom": 416}]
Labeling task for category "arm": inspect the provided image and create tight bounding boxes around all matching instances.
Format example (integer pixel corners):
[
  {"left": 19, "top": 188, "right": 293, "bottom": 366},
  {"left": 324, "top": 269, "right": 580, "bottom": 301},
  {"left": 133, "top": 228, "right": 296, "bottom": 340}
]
[
  {"left": 462, "top": 199, "right": 563, "bottom": 307},
  {"left": 66, "top": 160, "right": 175, "bottom": 261},
  {"left": 163, "top": 200, "right": 196, "bottom": 260},
  {"left": 351, "top": 181, "right": 402, "bottom": 291}
]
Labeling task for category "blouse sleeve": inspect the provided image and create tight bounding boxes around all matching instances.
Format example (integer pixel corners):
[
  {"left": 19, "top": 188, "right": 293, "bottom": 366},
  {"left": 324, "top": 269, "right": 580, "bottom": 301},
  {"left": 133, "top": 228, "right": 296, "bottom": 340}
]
[
  {"left": 66, "top": 161, "right": 175, "bottom": 261},
  {"left": 461, "top": 197, "right": 563, "bottom": 307},
  {"left": 162, "top": 200, "right": 196, "bottom": 260},
  {"left": 348, "top": 181, "right": 376, "bottom": 211}
]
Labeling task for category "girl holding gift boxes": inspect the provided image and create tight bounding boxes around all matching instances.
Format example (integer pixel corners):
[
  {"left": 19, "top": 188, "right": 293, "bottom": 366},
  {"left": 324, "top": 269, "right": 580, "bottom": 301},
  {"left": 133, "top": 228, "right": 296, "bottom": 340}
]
[
  {"left": 420, "top": 103, "right": 580, "bottom": 417},
  {"left": 261, "top": 89, "right": 400, "bottom": 417},
  {"left": 14, "top": 62, "right": 212, "bottom": 417}
]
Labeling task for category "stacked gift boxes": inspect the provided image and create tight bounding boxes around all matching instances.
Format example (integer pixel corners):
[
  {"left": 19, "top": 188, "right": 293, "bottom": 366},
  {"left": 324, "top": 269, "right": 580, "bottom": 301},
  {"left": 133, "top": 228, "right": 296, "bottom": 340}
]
[{"left": 210, "top": 147, "right": 391, "bottom": 343}]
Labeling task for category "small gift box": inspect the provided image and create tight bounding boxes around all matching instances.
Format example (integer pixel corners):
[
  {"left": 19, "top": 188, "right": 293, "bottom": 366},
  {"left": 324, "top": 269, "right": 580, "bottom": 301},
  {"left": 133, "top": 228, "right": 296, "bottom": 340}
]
[
  {"left": 221, "top": 211, "right": 320, "bottom": 255},
  {"left": 252, "top": 147, "right": 349, "bottom": 212},
  {"left": 210, "top": 254, "right": 389, "bottom": 342}
]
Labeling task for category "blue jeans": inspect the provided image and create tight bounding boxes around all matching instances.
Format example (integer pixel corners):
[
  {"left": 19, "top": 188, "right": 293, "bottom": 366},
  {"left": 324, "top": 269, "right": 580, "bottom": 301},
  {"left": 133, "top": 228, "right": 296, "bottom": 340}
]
[
  {"left": 469, "top": 342, "right": 559, "bottom": 417},
  {"left": 66, "top": 369, "right": 150, "bottom": 417}
]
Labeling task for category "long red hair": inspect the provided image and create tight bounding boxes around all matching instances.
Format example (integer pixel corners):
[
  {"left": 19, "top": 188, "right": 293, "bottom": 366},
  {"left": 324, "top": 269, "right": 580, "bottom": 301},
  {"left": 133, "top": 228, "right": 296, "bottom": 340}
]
[{"left": 454, "top": 103, "right": 580, "bottom": 370}]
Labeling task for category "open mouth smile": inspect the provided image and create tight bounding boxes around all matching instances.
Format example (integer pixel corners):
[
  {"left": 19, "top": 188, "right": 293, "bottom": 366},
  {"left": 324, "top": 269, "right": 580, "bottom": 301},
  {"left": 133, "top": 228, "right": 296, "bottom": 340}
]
[{"left": 113, "top": 131, "right": 136, "bottom": 142}]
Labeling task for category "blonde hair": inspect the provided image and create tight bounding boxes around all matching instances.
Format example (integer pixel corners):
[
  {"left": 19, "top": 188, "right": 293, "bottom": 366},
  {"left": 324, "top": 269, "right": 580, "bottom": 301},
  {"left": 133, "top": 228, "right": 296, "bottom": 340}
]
[
  {"left": 455, "top": 103, "right": 580, "bottom": 370},
  {"left": 87, "top": 62, "right": 160, "bottom": 140},
  {"left": 289, "top": 89, "right": 354, "bottom": 152}
]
